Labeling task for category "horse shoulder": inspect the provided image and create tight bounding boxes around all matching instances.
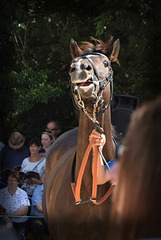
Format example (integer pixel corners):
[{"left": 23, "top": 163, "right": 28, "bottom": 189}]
[{"left": 45, "top": 127, "right": 78, "bottom": 176}]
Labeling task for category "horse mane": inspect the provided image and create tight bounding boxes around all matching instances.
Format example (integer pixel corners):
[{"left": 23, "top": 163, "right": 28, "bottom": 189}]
[
  {"left": 79, "top": 36, "right": 112, "bottom": 55},
  {"left": 80, "top": 36, "right": 119, "bottom": 64}
]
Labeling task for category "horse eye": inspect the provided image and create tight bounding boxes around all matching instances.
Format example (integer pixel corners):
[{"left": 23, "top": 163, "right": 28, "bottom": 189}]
[{"left": 103, "top": 60, "right": 108, "bottom": 67}]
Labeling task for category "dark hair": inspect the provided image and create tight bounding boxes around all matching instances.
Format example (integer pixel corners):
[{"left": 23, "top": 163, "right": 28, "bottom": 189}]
[
  {"left": 29, "top": 137, "right": 42, "bottom": 147},
  {"left": 8, "top": 170, "right": 20, "bottom": 182},
  {"left": 47, "top": 120, "right": 61, "bottom": 131},
  {"left": 109, "top": 95, "right": 161, "bottom": 240}
]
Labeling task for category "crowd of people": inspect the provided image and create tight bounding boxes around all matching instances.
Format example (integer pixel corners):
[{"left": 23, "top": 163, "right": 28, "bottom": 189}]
[
  {"left": 0, "top": 120, "right": 60, "bottom": 240},
  {"left": 0, "top": 94, "right": 161, "bottom": 240}
]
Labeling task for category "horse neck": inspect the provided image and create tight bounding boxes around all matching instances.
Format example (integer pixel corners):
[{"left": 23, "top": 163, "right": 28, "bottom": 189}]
[{"left": 75, "top": 107, "right": 115, "bottom": 183}]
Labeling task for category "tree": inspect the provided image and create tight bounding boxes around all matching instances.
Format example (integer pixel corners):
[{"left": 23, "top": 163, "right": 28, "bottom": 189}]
[{"left": 0, "top": 0, "right": 160, "bottom": 143}]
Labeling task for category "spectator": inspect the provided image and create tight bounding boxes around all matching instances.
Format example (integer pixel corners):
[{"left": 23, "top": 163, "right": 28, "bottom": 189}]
[
  {"left": 0, "top": 132, "right": 30, "bottom": 171},
  {"left": 0, "top": 141, "right": 5, "bottom": 152},
  {"left": 107, "top": 95, "right": 161, "bottom": 240},
  {"left": 40, "top": 131, "right": 55, "bottom": 157},
  {"left": 29, "top": 174, "right": 49, "bottom": 240},
  {"left": 0, "top": 223, "right": 18, "bottom": 240},
  {"left": 20, "top": 137, "right": 46, "bottom": 198},
  {"left": 46, "top": 120, "right": 61, "bottom": 139},
  {"left": 0, "top": 168, "right": 11, "bottom": 189},
  {"left": 0, "top": 170, "right": 30, "bottom": 240}
]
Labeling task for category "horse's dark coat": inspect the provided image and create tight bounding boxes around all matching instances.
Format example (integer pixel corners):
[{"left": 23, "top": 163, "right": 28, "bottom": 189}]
[{"left": 43, "top": 37, "right": 120, "bottom": 240}]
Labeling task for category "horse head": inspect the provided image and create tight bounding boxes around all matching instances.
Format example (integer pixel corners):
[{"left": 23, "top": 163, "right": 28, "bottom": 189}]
[
  {"left": 69, "top": 36, "right": 120, "bottom": 132},
  {"left": 69, "top": 37, "right": 120, "bottom": 102}
]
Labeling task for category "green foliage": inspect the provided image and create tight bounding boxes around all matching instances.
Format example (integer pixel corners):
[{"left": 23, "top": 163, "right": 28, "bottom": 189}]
[
  {"left": 93, "top": 0, "right": 160, "bottom": 102},
  {"left": 0, "top": 0, "right": 160, "bottom": 143},
  {"left": 8, "top": 68, "right": 61, "bottom": 117}
]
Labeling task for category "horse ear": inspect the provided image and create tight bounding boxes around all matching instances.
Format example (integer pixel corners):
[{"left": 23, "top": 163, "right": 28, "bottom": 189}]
[
  {"left": 110, "top": 39, "right": 120, "bottom": 62},
  {"left": 70, "top": 39, "right": 83, "bottom": 59}
]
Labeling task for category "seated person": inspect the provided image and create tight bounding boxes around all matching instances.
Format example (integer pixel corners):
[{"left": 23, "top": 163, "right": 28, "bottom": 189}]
[
  {"left": 29, "top": 174, "right": 48, "bottom": 240},
  {"left": 0, "top": 141, "right": 5, "bottom": 152},
  {"left": 0, "top": 170, "right": 30, "bottom": 240},
  {"left": 20, "top": 137, "right": 46, "bottom": 198},
  {"left": 46, "top": 120, "right": 61, "bottom": 139},
  {"left": 0, "top": 132, "right": 30, "bottom": 171},
  {"left": 40, "top": 131, "right": 55, "bottom": 157}
]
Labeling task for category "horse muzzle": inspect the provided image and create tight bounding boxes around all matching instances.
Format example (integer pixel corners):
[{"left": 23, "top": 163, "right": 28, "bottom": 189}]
[{"left": 69, "top": 71, "right": 99, "bottom": 98}]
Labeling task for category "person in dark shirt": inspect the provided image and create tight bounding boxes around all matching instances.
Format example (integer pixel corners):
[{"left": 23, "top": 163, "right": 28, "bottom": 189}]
[
  {"left": 0, "top": 141, "right": 5, "bottom": 152},
  {"left": 29, "top": 174, "right": 49, "bottom": 240},
  {"left": 0, "top": 132, "right": 30, "bottom": 171}
]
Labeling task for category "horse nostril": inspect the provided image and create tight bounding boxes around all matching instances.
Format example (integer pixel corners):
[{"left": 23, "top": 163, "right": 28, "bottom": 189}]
[
  {"left": 70, "top": 67, "right": 75, "bottom": 73},
  {"left": 81, "top": 63, "right": 91, "bottom": 71},
  {"left": 86, "top": 65, "right": 91, "bottom": 71}
]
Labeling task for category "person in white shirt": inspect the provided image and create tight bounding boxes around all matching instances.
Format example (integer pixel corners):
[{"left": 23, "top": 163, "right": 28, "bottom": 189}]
[
  {"left": 20, "top": 137, "right": 46, "bottom": 197},
  {"left": 0, "top": 170, "right": 30, "bottom": 240}
]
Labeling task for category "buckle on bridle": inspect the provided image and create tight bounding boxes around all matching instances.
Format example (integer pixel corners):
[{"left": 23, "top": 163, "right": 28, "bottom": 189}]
[
  {"left": 74, "top": 198, "right": 97, "bottom": 205},
  {"left": 89, "top": 197, "right": 97, "bottom": 202}
]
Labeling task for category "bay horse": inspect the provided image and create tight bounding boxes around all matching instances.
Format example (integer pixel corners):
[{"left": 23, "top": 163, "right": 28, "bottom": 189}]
[{"left": 43, "top": 36, "right": 120, "bottom": 240}]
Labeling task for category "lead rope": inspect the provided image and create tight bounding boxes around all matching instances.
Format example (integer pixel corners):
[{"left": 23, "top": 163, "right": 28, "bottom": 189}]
[
  {"left": 75, "top": 86, "right": 104, "bottom": 134},
  {"left": 71, "top": 135, "right": 117, "bottom": 205}
]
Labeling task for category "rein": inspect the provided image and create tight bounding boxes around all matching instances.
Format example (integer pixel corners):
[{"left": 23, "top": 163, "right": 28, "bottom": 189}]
[{"left": 71, "top": 136, "right": 117, "bottom": 205}]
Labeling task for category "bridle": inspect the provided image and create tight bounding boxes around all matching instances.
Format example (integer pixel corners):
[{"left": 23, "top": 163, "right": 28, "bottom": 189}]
[{"left": 69, "top": 52, "right": 114, "bottom": 133}]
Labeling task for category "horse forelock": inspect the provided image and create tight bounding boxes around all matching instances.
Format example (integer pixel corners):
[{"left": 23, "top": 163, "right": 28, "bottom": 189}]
[{"left": 79, "top": 36, "right": 114, "bottom": 58}]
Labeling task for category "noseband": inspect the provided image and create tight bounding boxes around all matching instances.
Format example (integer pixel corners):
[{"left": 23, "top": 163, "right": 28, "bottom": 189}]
[{"left": 69, "top": 52, "right": 114, "bottom": 133}]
